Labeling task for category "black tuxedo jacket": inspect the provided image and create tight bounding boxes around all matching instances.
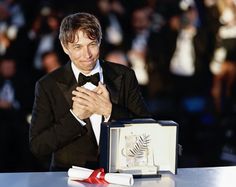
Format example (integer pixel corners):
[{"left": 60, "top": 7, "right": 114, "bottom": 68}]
[{"left": 29, "top": 60, "right": 150, "bottom": 170}]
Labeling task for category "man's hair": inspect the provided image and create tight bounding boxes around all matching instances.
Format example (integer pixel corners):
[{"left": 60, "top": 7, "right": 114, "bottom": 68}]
[{"left": 59, "top": 12, "right": 102, "bottom": 47}]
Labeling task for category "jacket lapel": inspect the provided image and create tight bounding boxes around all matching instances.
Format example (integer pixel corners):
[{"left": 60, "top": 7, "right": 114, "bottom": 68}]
[
  {"left": 100, "top": 60, "right": 122, "bottom": 104},
  {"left": 56, "top": 62, "right": 77, "bottom": 107}
]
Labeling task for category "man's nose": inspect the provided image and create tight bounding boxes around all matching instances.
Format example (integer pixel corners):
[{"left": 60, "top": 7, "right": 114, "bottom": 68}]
[{"left": 82, "top": 46, "right": 91, "bottom": 58}]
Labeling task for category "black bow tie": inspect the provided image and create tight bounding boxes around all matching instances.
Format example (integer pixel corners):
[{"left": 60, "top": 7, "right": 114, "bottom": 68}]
[{"left": 78, "top": 72, "right": 100, "bottom": 86}]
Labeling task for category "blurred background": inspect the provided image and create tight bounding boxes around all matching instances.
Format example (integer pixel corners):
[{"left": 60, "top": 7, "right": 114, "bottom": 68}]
[{"left": 0, "top": 0, "right": 236, "bottom": 172}]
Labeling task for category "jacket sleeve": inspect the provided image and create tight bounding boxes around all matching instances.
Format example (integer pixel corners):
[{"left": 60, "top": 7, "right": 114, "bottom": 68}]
[
  {"left": 110, "top": 69, "right": 151, "bottom": 120},
  {"left": 29, "top": 81, "right": 87, "bottom": 157}
]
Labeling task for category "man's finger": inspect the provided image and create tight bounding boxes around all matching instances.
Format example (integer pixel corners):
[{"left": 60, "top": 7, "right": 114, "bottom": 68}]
[
  {"left": 98, "top": 82, "right": 109, "bottom": 97},
  {"left": 76, "top": 87, "right": 98, "bottom": 98}
]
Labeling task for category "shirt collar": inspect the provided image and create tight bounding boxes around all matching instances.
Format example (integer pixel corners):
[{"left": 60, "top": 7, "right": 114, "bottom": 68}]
[{"left": 71, "top": 59, "right": 103, "bottom": 83}]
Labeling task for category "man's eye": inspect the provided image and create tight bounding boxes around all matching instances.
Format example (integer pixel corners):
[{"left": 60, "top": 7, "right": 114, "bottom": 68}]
[
  {"left": 90, "top": 43, "right": 98, "bottom": 46},
  {"left": 74, "top": 45, "right": 81, "bottom": 49}
]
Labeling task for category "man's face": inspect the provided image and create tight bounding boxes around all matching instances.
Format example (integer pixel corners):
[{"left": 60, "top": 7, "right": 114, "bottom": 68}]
[
  {"left": 62, "top": 30, "right": 100, "bottom": 74},
  {"left": 0, "top": 59, "right": 16, "bottom": 78},
  {"left": 132, "top": 9, "right": 150, "bottom": 34}
]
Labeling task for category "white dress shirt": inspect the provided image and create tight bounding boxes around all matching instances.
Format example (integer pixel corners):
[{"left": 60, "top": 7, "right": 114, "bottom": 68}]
[
  {"left": 170, "top": 29, "right": 196, "bottom": 76},
  {"left": 70, "top": 60, "right": 104, "bottom": 145}
]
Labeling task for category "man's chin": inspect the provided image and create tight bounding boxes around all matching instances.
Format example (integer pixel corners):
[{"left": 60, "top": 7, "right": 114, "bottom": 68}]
[{"left": 82, "top": 66, "right": 96, "bottom": 74}]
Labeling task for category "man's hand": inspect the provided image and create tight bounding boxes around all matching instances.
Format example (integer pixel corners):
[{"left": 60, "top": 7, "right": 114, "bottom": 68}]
[
  {"left": 93, "top": 82, "right": 112, "bottom": 118},
  {"left": 0, "top": 99, "right": 12, "bottom": 109},
  {"left": 72, "top": 82, "right": 112, "bottom": 119},
  {"left": 72, "top": 90, "right": 93, "bottom": 120}
]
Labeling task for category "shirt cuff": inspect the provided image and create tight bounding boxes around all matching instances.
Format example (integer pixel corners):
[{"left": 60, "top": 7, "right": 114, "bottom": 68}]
[{"left": 70, "top": 109, "right": 86, "bottom": 126}]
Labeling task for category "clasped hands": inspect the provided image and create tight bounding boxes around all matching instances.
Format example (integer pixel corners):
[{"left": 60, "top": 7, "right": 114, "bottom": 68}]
[{"left": 71, "top": 82, "right": 112, "bottom": 120}]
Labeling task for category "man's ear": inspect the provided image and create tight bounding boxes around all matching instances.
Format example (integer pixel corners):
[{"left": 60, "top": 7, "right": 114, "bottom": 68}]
[{"left": 61, "top": 42, "right": 69, "bottom": 55}]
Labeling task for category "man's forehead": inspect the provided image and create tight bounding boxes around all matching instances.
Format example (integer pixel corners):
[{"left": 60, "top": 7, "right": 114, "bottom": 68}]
[{"left": 72, "top": 30, "right": 97, "bottom": 44}]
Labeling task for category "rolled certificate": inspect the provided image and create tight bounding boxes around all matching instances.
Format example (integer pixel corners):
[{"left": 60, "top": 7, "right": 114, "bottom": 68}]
[
  {"left": 104, "top": 173, "right": 134, "bottom": 186},
  {"left": 68, "top": 166, "right": 134, "bottom": 186}
]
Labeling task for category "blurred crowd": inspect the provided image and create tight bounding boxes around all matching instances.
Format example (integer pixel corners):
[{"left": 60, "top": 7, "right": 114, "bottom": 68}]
[{"left": 0, "top": 0, "right": 236, "bottom": 172}]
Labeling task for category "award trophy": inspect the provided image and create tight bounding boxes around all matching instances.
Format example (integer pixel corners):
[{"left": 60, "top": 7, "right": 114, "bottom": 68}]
[{"left": 117, "top": 126, "right": 160, "bottom": 176}]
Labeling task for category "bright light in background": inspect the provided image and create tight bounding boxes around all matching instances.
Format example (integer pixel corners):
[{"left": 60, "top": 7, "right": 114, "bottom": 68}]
[{"left": 179, "top": 0, "right": 195, "bottom": 10}]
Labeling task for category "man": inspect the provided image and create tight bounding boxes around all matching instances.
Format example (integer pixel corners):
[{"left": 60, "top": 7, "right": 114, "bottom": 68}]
[
  {"left": 41, "top": 51, "right": 62, "bottom": 74},
  {"left": 29, "top": 12, "right": 150, "bottom": 171},
  {"left": 0, "top": 56, "right": 31, "bottom": 171}
]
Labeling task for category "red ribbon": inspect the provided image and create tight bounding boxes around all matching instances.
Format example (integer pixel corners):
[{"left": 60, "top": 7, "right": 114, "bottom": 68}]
[{"left": 73, "top": 168, "right": 109, "bottom": 185}]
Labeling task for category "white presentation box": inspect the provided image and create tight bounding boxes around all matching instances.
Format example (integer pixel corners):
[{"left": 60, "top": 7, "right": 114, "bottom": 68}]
[{"left": 99, "top": 119, "right": 179, "bottom": 178}]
